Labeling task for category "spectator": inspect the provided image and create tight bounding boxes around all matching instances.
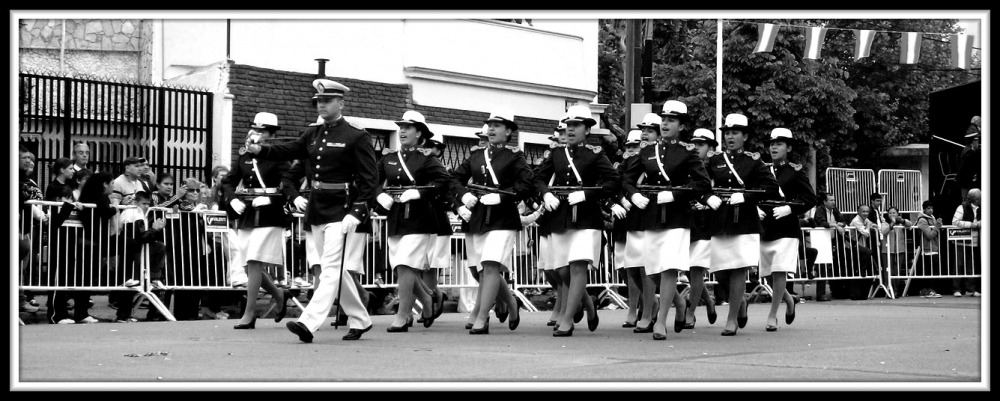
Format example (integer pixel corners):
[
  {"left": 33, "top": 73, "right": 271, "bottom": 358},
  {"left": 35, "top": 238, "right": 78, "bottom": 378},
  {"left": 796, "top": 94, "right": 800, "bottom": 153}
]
[
  {"left": 881, "top": 206, "right": 913, "bottom": 298},
  {"left": 108, "top": 191, "right": 167, "bottom": 323},
  {"left": 867, "top": 193, "right": 888, "bottom": 254},
  {"left": 137, "top": 158, "right": 155, "bottom": 195},
  {"left": 112, "top": 156, "right": 150, "bottom": 206},
  {"left": 18, "top": 146, "right": 45, "bottom": 313},
  {"left": 812, "top": 192, "right": 845, "bottom": 301},
  {"left": 914, "top": 200, "right": 944, "bottom": 298},
  {"left": 950, "top": 188, "right": 981, "bottom": 297},
  {"left": 793, "top": 212, "right": 818, "bottom": 299},
  {"left": 206, "top": 165, "right": 230, "bottom": 210},
  {"left": 45, "top": 158, "right": 77, "bottom": 202},
  {"left": 71, "top": 142, "right": 91, "bottom": 173},
  {"left": 73, "top": 168, "right": 93, "bottom": 201},
  {"left": 957, "top": 117, "right": 981, "bottom": 201},
  {"left": 76, "top": 171, "right": 119, "bottom": 323},
  {"left": 151, "top": 172, "right": 185, "bottom": 209},
  {"left": 43, "top": 185, "right": 86, "bottom": 324},
  {"left": 848, "top": 205, "right": 878, "bottom": 300}
]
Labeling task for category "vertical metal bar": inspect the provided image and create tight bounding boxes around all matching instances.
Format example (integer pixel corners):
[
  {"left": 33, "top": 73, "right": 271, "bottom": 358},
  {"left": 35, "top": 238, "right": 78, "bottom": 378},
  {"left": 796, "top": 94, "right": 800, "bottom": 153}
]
[
  {"left": 62, "top": 77, "right": 72, "bottom": 157},
  {"left": 157, "top": 86, "right": 166, "bottom": 182}
]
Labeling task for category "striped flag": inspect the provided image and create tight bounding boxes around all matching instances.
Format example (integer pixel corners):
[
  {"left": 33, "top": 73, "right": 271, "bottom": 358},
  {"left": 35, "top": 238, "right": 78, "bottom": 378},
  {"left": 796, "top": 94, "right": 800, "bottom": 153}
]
[
  {"left": 853, "top": 29, "right": 876, "bottom": 60},
  {"left": 803, "top": 27, "right": 828, "bottom": 59},
  {"left": 754, "top": 23, "right": 780, "bottom": 53},
  {"left": 899, "top": 32, "right": 923, "bottom": 64},
  {"left": 950, "top": 34, "right": 975, "bottom": 69}
]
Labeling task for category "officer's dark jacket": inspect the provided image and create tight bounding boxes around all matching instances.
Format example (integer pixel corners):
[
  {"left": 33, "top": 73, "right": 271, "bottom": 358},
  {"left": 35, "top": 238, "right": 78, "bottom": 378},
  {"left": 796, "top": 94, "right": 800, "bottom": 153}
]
[
  {"left": 533, "top": 141, "right": 621, "bottom": 233},
  {"left": 760, "top": 160, "right": 817, "bottom": 241},
  {"left": 621, "top": 139, "right": 711, "bottom": 231},
  {"left": 452, "top": 143, "right": 535, "bottom": 233},
  {"left": 705, "top": 149, "right": 780, "bottom": 235},
  {"left": 375, "top": 147, "right": 451, "bottom": 237},
  {"left": 221, "top": 152, "right": 291, "bottom": 229},
  {"left": 256, "top": 117, "right": 377, "bottom": 226},
  {"left": 690, "top": 156, "right": 713, "bottom": 242}
]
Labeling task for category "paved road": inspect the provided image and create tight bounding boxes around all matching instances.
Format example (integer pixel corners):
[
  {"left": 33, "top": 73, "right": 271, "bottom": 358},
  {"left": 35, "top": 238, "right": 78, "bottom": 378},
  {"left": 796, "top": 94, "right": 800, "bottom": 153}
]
[{"left": 15, "top": 295, "right": 984, "bottom": 390}]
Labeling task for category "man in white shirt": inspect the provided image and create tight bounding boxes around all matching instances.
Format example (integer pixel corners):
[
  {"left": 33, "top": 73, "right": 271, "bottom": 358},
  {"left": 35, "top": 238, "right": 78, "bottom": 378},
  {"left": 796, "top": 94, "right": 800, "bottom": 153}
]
[
  {"left": 848, "top": 205, "right": 878, "bottom": 300},
  {"left": 950, "top": 188, "right": 981, "bottom": 297},
  {"left": 71, "top": 143, "right": 91, "bottom": 172},
  {"left": 112, "top": 156, "right": 150, "bottom": 205}
]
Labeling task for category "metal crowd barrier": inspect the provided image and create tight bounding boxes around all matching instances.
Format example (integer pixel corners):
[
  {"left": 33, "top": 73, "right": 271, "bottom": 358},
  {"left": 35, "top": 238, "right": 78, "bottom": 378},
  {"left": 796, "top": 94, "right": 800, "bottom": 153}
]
[{"left": 887, "top": 225, "right": 979, "bottom": 298}]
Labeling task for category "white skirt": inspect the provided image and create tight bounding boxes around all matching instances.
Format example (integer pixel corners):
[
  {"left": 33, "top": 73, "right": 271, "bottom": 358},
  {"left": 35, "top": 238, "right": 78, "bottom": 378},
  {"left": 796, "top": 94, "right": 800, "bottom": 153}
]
[
  {"left": 388, "top": 234, "right": 434, "bottom": 271},
  {"left": 710, "top": 234, "right": 760, "bottom": 273},
  {"left": 550, "top": 229, "right": 601, "bottom": 269},
  {"left": 624, "top": 231, "right": 645, "bottom": 269},
  {"left": 427, "top": 235, "right": 451, "bottom": 269},
  {"left": 466, "top": 230, "right": 516, "bottom": 272},
  {"left": 643, "top": 228, "right": 690, "bottom": 275},
  {"left": 237, "top": 227, "right": 284, "bottom": 266},
  {"left": 690, "top": 239, "right": 711, "bottom": 269},
  {"left": 539, "top": 234, "right": 556, "bottom": 271},
  {"left": 760, "top": 237, "right": 800, "bottom": 276},
  {"left": 305, "top": 233, "right": 320, "bottom": 267},
  {"left": 613, "top": 239, "right": 625, "bottom": 270}
]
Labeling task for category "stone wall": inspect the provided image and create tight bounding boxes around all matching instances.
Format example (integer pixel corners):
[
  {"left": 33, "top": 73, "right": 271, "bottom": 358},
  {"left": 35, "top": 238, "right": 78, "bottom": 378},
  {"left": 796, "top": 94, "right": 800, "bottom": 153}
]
[
  {"left": 19, "top": 19, "right": 145, "bottom": 81},
  {"left": 138, "top": 19, "right": 154, "bottom": 83},
  {"left": 20, "top": 48, "right": 139, "bottom": 80}
]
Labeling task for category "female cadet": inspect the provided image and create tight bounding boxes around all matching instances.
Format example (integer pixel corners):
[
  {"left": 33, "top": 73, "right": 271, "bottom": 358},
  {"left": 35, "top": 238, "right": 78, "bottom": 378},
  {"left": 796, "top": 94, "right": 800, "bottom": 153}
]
[
  {"left": 611, "top": 130, "right": 641, "bottom": 328},
  {"left": 683, "top": 128, "right": 721, "bottom": 329},
  {"left": 536, "top": 105, "right": 621, "bottom": 337},
  {"left": 703, "top": 113, "right": 780, "bottom": 336},
  {"left": 537, "top": 123, "right": 566, "bottom": 327},
  {"left": 414, "top": 129, "right": 452, "bottom": 326},
  {"left": 453, "top": 110, "right": 534, "bottom": 334},
  {"left": 621, "top": 101, "right": 711, "bottom": 340},
  {"left": 222, "top": 112, "right": 292, "bottom": 329},
  {"left": 759, "top": 128, "right": 816, "bottom": 332},
  {"left": 376, "top": 111, "right": 451, "bottom": 332}
]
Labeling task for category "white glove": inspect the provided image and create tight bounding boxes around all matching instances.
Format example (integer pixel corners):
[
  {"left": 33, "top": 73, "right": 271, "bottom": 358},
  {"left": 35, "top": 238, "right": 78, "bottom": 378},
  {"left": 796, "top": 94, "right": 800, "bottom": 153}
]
[
  {"left": 757, "top": 207, "right": 766, "bottom": 220},
  {"left": 610, "top": 204, "right": 627, "bottom": 219},
  {"left": 461, "top": 192, "right": 478, "bottom": 209},
  {"left": 293, "top": 196, "right": 308, "bottom": 212},
  {"left": 398, "top": 189, "right": 421, "bottom": 203},
  {"left": 251, "top": 197, "right": 271, "bottom": 207},
  {"left": 567, "top": 191, "right": 586, "bottom": 205},
  {"left": 543, "top": 192, "right": 560, "bottom": 212},
  {"left": 620, "top": 197, "right": 632, "bottom": 211},
  {"left": 520, "top": 211, "right": 540, "bottom": 226},
  {"left": 772, "top": 205, "right": 792, "bottom": 219},
  {"left": 728, "top": 192, "right": 745, "bottom": 205},
  {"left": 631, "top": 193, "right": 650, "bottom": 210},
  {"left": 341, "top": 214, "right": 361, "bottom": 234},
  {"left": 230, "top": 199, "right": 247, "bottom": 215},
  {"left": 377, "top": 193, "right": 394, "bottom": 210},
  {"left": 706, "top": 195, "right": 723, "bottom": 210},
  {"left": 656, "top": 191, "right": 675, "bottom": 204},
  {"left": 480, "top": 193, "right": 502, "bottom": 206},
  {"left": 457, "top": 206, "right": 472, "bottom": 222}
]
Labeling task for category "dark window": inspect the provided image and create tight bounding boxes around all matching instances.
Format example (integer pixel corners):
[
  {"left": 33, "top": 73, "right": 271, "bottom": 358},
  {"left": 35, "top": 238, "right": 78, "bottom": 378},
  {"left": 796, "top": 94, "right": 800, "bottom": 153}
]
[{"left": 441, "top": 137, "right": 478, "bottom": 170}]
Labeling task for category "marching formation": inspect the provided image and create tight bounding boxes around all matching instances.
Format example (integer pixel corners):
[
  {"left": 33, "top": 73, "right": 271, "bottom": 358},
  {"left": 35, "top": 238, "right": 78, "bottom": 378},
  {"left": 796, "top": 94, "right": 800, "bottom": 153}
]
[{"left": 241, "top": 79, "right": 815, "bottom": 343}]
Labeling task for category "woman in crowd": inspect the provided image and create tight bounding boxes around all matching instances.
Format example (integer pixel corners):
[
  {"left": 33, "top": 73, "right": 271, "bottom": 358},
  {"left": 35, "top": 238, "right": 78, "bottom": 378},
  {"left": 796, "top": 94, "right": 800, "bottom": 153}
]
[
  {"left": 45, "top": 157, "right": 77, "bottom": 202},
  {"left": 882, "top": 206, "right": 912, "bottom": 298},
  {"left": 76, "top": 171, "right": 119, "bottom": 323}
]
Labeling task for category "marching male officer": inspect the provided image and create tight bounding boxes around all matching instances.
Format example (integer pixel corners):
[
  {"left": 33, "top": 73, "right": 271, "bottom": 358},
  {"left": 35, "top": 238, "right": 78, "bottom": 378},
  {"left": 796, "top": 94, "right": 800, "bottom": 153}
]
[{"left": 247, "top": 79, "right": 377, "bottom": 342}]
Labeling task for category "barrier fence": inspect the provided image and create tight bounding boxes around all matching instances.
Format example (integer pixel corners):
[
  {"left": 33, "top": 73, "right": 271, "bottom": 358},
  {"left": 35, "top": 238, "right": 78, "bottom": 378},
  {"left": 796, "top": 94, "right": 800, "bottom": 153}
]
[{"left": 19, "top": 205, "right": 980, "bottom": 321}]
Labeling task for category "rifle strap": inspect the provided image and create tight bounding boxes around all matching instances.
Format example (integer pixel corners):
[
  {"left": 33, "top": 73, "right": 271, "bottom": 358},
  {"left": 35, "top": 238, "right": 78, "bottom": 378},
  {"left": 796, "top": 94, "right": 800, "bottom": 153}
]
[
  {"left": 722, "top": 152, "right": 745, "bottom": 187},
  {"left": 769, "top": 165, "right": 786, "bottom": 199},
  {"left": 654, "top": 143, "right": 671, "bottom": 183},
  {"left": 398, "top": 152, "right": 416, "bottom": 185},
  {"left": 483, "top": 146, "right": 500, "bottom": 187},
  {"left": 564, "top": 147, "right": 583, "bottom": 185}
]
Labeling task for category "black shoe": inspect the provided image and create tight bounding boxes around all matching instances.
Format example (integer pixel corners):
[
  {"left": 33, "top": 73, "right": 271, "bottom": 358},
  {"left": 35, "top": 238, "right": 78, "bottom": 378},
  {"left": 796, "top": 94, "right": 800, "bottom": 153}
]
[
  {"left": 707, "top": 308, "right": 718, "bottom": 325},
  {"left": 652, "top": 332, "right": 667, "bottom": 341},
  {"left": 496, "top": 305, "right": 509, "bottom": 324},
  {"left": 633, "top": 321, "right": 654, "bottom": 334},
  {"left": 683, "top": 315, "right": 696, "bottom": 330},
  {"left": 766, "top": 324, "right": 778, "bottom": 332},
  {"left": 386, "top": 324, "right": 408, "bottom": 333},
  {"left": 405, "top": 317, "right": 414, "bottom": 328},
  {"left": 509, "top": 315, "right": 520, "bottom": 331},
  {"left": 470, "top": 319, "right": 489, "bottom": 335},
  {"left": 465, "top": 322, "right": 474, "bottom": 330},
  {"left": 785, "top": 301, "right": 796, "bottom": 325},
  {"left": 587, "top": 311, "right": 599, "bottom": 332},
  {"left": 721, "top": 328, "right": 738, "bottom": 336},
  {"left": 622, "top": 321, "right": 637, "bottom": 328},
  {"left": 675, "top": 299, "right": 689, "bottom": 333},
  {"left": 547, "top": 320, "right": 558, "bottom": 327},
  {"left": 343, "top": 324, "right": 372, "bottom": 341},
  {"left": 233, "top": 316, "right": 256, "bottom": 330},
  {"left": 286, "top": 321, "right": 313, "bottom": 343},
  {"left": 432, "top": 293, "right": 445, "bottom": 320},
  {"left": 737, "top": 302, "right": 748, "bottom": 329},
  {"left": 553, "top": 326, "right": 574, "bottom": 337},
  {"left": 573, "top": 308, "right": 583, "bottom": 324},
  {"left": 275, "top": 289, "right": 291, "bottom": 323}
]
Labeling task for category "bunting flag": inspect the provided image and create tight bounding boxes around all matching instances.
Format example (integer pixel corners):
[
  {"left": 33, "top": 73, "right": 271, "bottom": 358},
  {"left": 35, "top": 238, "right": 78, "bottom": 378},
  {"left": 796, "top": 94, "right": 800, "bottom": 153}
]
[
  {"left": 950, "top": 34, "right": 975, "bottom": 69},
  {"left": 803, "top": 27, "right": 828, "bottom": 59},
  {"left": 899, "top": 32, "right": 923, "bottom": 64},
  {"left": 853, "top": 29, "right": 876, "bottom": 60},
  {"left": 754, "top": 23, "right": 780, "bottom": 53}
]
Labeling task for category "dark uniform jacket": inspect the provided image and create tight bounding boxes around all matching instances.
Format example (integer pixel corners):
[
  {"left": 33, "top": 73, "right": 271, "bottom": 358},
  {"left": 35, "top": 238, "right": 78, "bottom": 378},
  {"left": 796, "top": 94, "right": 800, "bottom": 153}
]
[
  {"left": 376, "top": 147, "right": 451, "bottom": 237},
  {"left": 690, "top": 157, "right": 714, "bottom": 242},
  {"left": 611, "top": 148, "right": 645, "bottom": 241},
  {"left": 221, "top": 153, "right": 291, "bottom": 229},
  {"left": 705, "top": 149, "right": 781, "bottom": 236},
  {"left": 760, "top": 160, "right": 817, "bottom": 241},
  {"left": 533, "top": 142, "right": 621, "bottom": 233},
  {"left": 452, "top": 143, "right": 535, "bottom": 234},
  {"left": 621, "top": 139, "right": 711, "bottom": 231},
  {"left": 256, "top": 117, "right": 377, "bottom": 227},
  {"left": 421, "top": 148, "right": 459, "bottom": 237}
]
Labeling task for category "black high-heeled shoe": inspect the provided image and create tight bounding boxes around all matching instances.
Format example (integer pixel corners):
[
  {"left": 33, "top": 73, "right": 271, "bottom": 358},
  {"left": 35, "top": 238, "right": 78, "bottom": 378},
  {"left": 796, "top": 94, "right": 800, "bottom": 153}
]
[
  {"left": 432, "top": 293, "right": 445, "bottom": 320},
  {"left": 547, "top": 320, "right": 558, "bottom": 327},
  {"left": 573, "top": 308, "right": 583, "bottom": 324},
  {"left": 707, "top": 308, "right": 718, "bottom": 325},
  {"left": 683, "top": 315, "right": 696, "bottom": 330},
  {"left": 553, "top": 326, "right": 574, "bottom": 337},
  {"left": 652, "top": 332, "right": 667, "bottom": 341},
  {"left": 785, "top": 300, "right": 796, "bottom": 325},
  {"left": 766, "top": 323, "right": 778, "bottom": 332},
  {"left": 465, "top": 322, "right": 474, "bottom": 330},
  {"left": 622, "top": 320, "right": 637, "bottom": 328},
  {"left": 387, "top": 324, "right": 408, "bottom": 333},
  {"left": 721, "top": 327, "right": 738, "bottom": 336},
  {"left": 633, "top": 321, "right": 654, "bottom": 333},
  {"left": 674, "top": 299, "right": 689, "bottom": 333},
  {"left": 274, "top": 289, "right": 292, "bottom": 323},
  {"left": 737, "top": 301, "right": 748, "bottom": 329},
  {"left": 509, "top": 314, "right": 520, "bottom": 331},
  {"left": 587, "top": 310, "right": 599, "bottom": 332},
  {"left": 234, "top": 316, "right": 256, "bottom": 330},
  {"left": 469, "top": 318, "right": 489, "bottom": 335},
  {"left": 422, "top": 310, "right": 436, "bottom": 328},
  {"left": 496, "top": 304, "right": 509, "bottom": 324}
]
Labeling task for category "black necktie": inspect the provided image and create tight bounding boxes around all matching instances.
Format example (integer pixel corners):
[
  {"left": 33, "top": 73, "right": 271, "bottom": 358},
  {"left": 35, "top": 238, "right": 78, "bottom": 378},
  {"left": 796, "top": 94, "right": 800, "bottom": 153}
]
[{"left": 975, "top": 207, "right": 980, "bottom": 222}]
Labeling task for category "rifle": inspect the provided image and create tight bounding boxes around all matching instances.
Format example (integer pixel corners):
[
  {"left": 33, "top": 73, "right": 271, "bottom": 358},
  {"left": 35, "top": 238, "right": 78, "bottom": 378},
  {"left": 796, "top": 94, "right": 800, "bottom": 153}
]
[
  {"left": 466, "top": 183, "right": 516, "bottom": 225},
  {"left": 635, "top": 185, "right": 698, "bottom": 224},
  {"left": 383, "top": 185, "right": 435, "bottom": 219},
  {"left": 235, "top": 188, "right": 284, "bottom": 226},
  {"left": 758, "top": 200, "right": 807, "bottom": 208},
  {"left": 548, "top": 186, "right": 603, "bottom": 223},
  {"left": 711, "top": 187, "right": 767, "bottom": 223}
]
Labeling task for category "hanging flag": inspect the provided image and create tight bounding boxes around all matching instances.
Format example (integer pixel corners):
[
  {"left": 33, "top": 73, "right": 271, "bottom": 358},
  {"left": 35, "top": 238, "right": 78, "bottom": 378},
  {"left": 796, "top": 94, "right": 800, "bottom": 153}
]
[
  {"left": 950, "top": 34, "right": 975, "bottom": 69},
  {"left": 803, "top": 26, "right": 828, "bottom": 59},
  {"left": 899, "top": 32, "right": 923, "bottom": 64},
  {"left": 853, "top": 29, "right": 876, "bottom": 60},
  {"left": 754, "top": 23, "right": 780, "bottom": 53}
]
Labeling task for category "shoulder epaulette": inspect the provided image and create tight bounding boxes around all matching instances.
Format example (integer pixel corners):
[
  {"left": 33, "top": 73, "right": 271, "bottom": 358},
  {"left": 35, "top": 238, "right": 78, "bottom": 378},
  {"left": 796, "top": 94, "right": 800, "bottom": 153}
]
[
  {"left": 347, "top": 120, "right": 366, "bottom": 131},
  {"left": 238, "top": 147, "right": 247, "bottom": 155},
  {"left": 585, "top": 144, "right": 602, "bottom": 154},
  {"left": 764, "top": 162, "right": 773, "bottom": 167},
  {"left": 748, "top": 151, "right": 760, "bottom": 160},
  {"left": 418, "top": 148, "right": 434, "bottom": 156},
  {"left": 382, "top": 148, "right": 397, "bottom": 155},
  {"left": 506, "top": 145, "right": 521, "bottom": 153},
  {"left": 707, "top": 150, "right": 717, "bottom": 157},
  {"left": 549, "top": 142, "right": 561, "bottom": 148},
  {"left": 622, "top": 150, "right": 638, "bottom": 159},
  {"left": 640, "top": 141, "right": 651, "bottom": 149},
  {"left": 308, "top": 121, "right": 323, "bottom": 127},
  {"left": 470, "top": 146, "right": 483, "bottom": 152},
  {"left": 683, "top": 142, "right": 695, "bottom": 151},
  {"left": 790, "top": 162, "right": 803, "bottom": 171}
]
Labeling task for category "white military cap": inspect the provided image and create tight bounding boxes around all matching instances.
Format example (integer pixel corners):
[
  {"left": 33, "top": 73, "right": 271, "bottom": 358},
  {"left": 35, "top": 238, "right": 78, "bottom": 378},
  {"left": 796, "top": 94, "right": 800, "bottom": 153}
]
[
  {"left": 395, "top": 110, "right": 434, "bottom": 140},
  {"left": 719, "top": 113, "right": 750, "bottom": 131},
  {"left": 562, "top": 105, "right": 597, "bottom": 127},
  {"left": 659, "top": 100, "right": 689, "bottom": 119},
  {"left": 484, "top": 108, "right": 518, "bottom": 131},
  {"left": 636, "top": 113, "right": 662, "bottom": 130},
  {"left": 251, "top": 112, "right": 280, "bottom": 130},
  {"left": 690, "top": 128, "right": 718, "bottom": 147},
  {"left": 626, "top": 129, "right": 643, "bottom": 145},
  {"left": 766, "top": 127, "right": 799, "bottom": 146},
  {"left": 312, "top": 79, "right": 349, "bottom": 99}
]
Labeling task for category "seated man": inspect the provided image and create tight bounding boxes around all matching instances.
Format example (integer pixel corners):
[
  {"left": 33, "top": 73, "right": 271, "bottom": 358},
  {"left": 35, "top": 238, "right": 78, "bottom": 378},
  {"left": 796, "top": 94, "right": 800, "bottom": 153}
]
[
  {"left": 110, "top": 191, "right": 166, "bottom": 322},
  {"left": 847, "top": 205, "right": 878, "bottom": 300}
]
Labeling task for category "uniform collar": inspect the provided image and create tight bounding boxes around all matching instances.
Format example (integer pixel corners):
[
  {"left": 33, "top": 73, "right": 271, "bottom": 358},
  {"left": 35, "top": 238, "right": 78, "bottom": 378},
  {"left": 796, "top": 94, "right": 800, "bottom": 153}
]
[
  {"left": 725, "top": 148, "right": 744, "bottom": 156},
  {"left": 323, "top": 117, "right": 344, "bottom": 128},
  {"left": 662, "top": 137, "right": 679, "bottom": 145},
  {"left": 488, "top": 142, "right": 506, "bottom": 149},
  {"left": 773, "top": 159, "right": 788, "bottom": 166},
  {"left": 401, "top": 146, "right": 417, "bottom": 153}
]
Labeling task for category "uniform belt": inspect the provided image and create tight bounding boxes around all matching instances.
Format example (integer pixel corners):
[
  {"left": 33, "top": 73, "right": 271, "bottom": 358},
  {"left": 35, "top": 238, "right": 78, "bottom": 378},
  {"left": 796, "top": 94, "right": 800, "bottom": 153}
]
[
  {"left": 243, "top": 188, "right": 280, "bottom": 194},
  {"left": 312, "top": 181, "right": 350, "bottom": 190}
]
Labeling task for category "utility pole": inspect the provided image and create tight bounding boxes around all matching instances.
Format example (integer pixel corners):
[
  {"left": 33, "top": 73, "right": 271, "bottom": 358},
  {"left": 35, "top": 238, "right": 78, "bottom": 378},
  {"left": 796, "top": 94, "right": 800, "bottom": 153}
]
[
  {"left": 641, "top": 19, "right": 654, "bottom": 104},
  {"left": 624, "top": 19, "right": 636, "bottom": 130}
]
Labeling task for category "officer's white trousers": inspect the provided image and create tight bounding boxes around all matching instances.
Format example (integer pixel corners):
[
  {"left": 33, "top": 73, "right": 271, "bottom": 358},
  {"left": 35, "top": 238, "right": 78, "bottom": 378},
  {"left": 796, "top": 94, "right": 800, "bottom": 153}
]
[{"left": 296, "top": 222, "right": 372, "bottom": 332}]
